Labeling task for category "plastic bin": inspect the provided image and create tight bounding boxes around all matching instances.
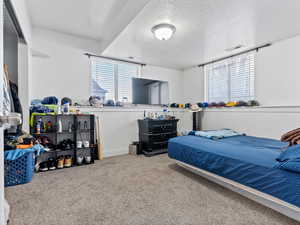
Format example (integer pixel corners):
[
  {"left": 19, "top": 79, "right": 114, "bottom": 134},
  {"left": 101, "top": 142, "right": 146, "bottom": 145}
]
[{"left": 4, "top": 151, "right": 35, "bottom": 187}]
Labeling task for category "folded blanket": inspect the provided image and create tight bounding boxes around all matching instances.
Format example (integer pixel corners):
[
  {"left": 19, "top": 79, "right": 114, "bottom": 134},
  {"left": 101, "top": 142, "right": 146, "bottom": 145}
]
[{"left": 189, "top": 129, "right": 244, "bottom": 140}]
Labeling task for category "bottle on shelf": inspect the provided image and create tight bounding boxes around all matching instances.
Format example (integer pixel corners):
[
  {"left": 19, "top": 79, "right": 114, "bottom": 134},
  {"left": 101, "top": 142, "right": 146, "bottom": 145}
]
[
  {"left": 57, "top": 102, "right": 62, "bottom": 115},
  {"left": 36, "top": 118, "right": 41, "bottom": 134},
  {"left": 83, "top": 121, "right": 88, "bottom": 130},
  {"left": 63, "top": 103, "right": 70, "bottom": 115},
  {"left": 46, "top": 121, "right": 53, "bottom": 132},
  {"left": 68, "top": 122, "right": 72, "bottom": 133},
  {"left": 58, "top": 118, "right": 63, "bottom": 133}
]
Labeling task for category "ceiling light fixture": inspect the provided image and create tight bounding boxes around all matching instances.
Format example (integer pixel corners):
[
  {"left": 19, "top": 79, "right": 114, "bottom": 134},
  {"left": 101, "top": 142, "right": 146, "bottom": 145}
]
[{"left": 151, "top": 23, "right": 176, "bottom": 41}]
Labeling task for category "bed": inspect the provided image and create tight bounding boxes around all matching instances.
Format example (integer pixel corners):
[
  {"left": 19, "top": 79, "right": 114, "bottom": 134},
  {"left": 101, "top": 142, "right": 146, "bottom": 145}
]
[{"left": 168, "top": 135, "right": 300, "bottom": 221}]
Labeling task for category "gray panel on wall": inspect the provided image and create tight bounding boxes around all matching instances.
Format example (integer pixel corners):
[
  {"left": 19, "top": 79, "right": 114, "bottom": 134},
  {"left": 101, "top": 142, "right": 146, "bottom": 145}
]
[{"left": 3, "top": 5, "right": 18, "bottom": 84}]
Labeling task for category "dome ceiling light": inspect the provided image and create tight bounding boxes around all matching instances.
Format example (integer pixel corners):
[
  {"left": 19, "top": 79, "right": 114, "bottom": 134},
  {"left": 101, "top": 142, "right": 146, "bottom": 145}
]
[{"left": 151, "top": 23, "right": 176, "bottom": 41}]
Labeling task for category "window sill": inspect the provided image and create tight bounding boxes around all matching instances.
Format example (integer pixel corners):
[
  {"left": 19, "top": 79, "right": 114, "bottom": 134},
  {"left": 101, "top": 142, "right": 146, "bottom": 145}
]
[
  {"left": 75, "top": 105, "right": 189, "bottom": 113},
  {"left": 203, "top": 105, "right": 300, "bottom": 113}
]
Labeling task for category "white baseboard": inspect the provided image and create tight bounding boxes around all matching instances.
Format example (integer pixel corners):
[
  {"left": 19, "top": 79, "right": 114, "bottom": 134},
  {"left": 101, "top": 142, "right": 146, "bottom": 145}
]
[{"left": 104, "top": 148, "right": 129, "bottom": 158}]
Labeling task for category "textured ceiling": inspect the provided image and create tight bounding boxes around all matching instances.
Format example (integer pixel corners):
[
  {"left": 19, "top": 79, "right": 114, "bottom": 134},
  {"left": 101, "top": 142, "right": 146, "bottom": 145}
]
[
  {"left": 27, "top": 0, "right": 300, "bottom": 69},
  {"left": 27, "top": 0, "right": 150, "bottom": 51},
  {"left": 103, "top": 0, "right": 300, "bottom": 69}
]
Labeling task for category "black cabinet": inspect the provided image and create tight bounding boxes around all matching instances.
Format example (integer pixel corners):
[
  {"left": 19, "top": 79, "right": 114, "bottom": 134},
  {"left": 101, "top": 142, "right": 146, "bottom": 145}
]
[{"left": 138, "top": 119, "right": 179, "bottom": 156}]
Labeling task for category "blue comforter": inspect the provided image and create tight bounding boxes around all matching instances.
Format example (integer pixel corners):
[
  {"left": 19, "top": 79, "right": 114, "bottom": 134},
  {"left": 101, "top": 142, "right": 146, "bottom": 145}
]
[{"left": 168, "top": 135, "right": 300, "bottom": 207}]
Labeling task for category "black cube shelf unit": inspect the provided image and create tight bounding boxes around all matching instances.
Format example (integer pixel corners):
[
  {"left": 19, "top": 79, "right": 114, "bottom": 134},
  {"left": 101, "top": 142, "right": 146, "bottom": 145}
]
[{"left": 30, "top": 114, "right": 97, "bottom": 169}]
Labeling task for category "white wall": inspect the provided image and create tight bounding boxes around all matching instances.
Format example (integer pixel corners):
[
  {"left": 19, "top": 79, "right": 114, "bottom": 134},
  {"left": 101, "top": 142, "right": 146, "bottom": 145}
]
[
  {"left": 256, "top": 35, "right": 300, "bottom": 106},
  {"left": 31, "top": 28, "right": 184, "bottom": 104},
  {"left": 79, "top": 107, "right": 192, "bottom": 157},
  {"left": 141, "top": 65, "right": 184, "bottom": 103},
  {"left": 183, "top": 67, "right": 205, "bottom": 103},
  {"left": 202, "top": 107, "right": 300, "bottom": 139},
  {"left": 31, "top": 28, "right": 99, "bottom": 101},
  {"left": 183, "top": 35, "right": 300, "bottom": 139}
]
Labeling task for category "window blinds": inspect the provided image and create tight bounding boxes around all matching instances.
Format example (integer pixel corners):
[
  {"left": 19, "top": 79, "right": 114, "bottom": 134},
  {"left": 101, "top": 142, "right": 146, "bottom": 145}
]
[
  {"left": 91, "top": 57, "right": 140, "bottom": 102},
  {"left": 117, "top": 63, "right": 139, "bottom": 102},
  {"left": 205, "top": 51, "right": 255, "bottom": 103},
  {"left": 91, "top": 60, "right": 115, "bottom": 100}
]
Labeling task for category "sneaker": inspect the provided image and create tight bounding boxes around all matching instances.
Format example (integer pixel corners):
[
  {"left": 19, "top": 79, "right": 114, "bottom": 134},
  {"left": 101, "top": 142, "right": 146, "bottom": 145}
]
[
  {"left": 57, "top": 156, "right": 64, "bottom": 169},
  {"left": 76, "top": 156, "right": 84, "bottom": 165},
  {"left": 48, "top": 158, "right": 56, "bottom": 170},
  {"left": 84, "top": 156, "right": 92, "bottom": 164},
  {"left": 39, "top": 161, "right": 48, "bottom": 172},
  {"left": 64, "top": 155, "right": 72, "bottom": 168}
]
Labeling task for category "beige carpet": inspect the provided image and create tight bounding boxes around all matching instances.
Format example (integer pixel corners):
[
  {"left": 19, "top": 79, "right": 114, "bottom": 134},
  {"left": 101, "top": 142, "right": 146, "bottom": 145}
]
[{"left": 5, "top": 155, "right": 300, "bottom": 225}]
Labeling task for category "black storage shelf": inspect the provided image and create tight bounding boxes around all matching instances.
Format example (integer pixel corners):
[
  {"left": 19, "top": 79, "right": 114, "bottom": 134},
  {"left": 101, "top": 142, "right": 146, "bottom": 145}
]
[{"left": 31, "top": 114, "right": 96, "bottom": 171}]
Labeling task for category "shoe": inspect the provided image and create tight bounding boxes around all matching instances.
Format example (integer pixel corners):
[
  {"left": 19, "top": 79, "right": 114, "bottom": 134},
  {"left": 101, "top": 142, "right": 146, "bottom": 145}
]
[
  {"left": 84, "top": 156, "right": 92, "bottom": 164},
  {"left": 64, "top": 155, "right": 72, "bottom": 168},
  {"left": 39, "top": 161, "right": 48, "bottom": 172},
  {"left": 57, "top": 156, "right": 64, "bottom": 169},
  {"left": 76, "top": 156, "right": 84, "bottom": 165},
  {"left": 48, "top": 158, "right": 56, "bottom": 170}
]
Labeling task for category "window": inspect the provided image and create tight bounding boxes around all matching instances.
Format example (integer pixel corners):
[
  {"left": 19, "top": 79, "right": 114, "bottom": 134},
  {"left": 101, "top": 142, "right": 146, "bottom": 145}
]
[
  {"left": 205, "top": 51, "right": 255, "bottom": 103},
  {"left": 91, "top": 57, "right": 140, "bottom": 102}
]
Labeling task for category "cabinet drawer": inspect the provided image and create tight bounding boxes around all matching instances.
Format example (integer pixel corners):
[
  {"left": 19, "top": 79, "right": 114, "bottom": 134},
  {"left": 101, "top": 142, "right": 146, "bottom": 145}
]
[
  {"left": 143, "top": 132, "right": 177, "bottom": 142},
  {"left": 138, "top": 119, "right": 178, "bottom": 134},
  {"left": 145, "top": 141, "right": 169, "bottom": 150},
  {"left": 148, "top": 122, "right": 177, "bottom": 133}
]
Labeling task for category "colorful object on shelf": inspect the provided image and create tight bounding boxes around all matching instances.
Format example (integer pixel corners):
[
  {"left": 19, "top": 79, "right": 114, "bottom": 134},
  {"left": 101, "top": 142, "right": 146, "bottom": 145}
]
[
  {"left": 189, "top": 104, "right": 201, "bottom": 112},
  {"left": 226, "top": 101, "right": 237, "bottom": 107},
  {"left": 17, "top": 144, "right": 34, "bottom": 149},
  {"left": 170, "top": 103, "right": 178, "bottom": 108},
  {"left": 116, "top": 101, "right": 124, "bottom": 107},
  {"left": 61, "top": 97, "right": 72, "bottom": 106},
  {"left": 185, "top": 103, "right": 191, "bottom": 109},
  {"left": 217, "top": 102, "right": 226, "bottom": 107},
  {"left": 46, "top": 121, "right": 54, "bottom": 132},
  {"left": 30, "top": 105, "right": 54, "bottom": 114},
  {"left": 236, "top": 101, "right": 248, "bottom": 107},
  {"left": 208, "top": 102, "right": 218, "bottom": 107},
  {"left": 41, "top": 96, "right": 59, "bottom": 105},
  {"left": 89, "top": 96, "right": 104, "bottom": 107},
  {"left": 105, "top": 99, "right": 115, "bottom": 106},
  {"left": 202, "top": 102, "right": 209, "bottom": 108},
  {"left": 248, "top": 100, "right": 260, "bottom": 106},
  {"left": 178, "top": 104, "right": 185, "bottom": 108},
  {"left": 197, "top": 102, "right": 203, "bottom": 108},
  {"left": 31, "top": 99, "right": 42, "bottom": 106}
]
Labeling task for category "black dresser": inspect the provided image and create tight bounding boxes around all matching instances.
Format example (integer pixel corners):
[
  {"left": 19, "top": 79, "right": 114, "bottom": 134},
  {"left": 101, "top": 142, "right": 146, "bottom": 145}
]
[{"left": 138, "top": 119, "right": 179, "bottom": 156}]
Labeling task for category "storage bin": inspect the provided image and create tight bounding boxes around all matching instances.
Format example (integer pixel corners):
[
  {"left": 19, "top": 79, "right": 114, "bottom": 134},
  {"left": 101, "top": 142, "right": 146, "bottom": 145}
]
[{"left": 4, "top": 151, "right": 35, "bottom": 187}]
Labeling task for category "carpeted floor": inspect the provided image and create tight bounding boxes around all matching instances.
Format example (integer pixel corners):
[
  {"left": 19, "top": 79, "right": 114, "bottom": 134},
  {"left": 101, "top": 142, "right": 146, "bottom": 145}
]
[{"left": 5, "top": 155, "right": 300, "bottom": 225}]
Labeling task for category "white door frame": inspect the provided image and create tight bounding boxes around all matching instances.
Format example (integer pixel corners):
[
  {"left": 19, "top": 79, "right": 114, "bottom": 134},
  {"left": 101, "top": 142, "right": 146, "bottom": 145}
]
[{"left": 0, "top": 0, "right": 5, "bottom": 224}]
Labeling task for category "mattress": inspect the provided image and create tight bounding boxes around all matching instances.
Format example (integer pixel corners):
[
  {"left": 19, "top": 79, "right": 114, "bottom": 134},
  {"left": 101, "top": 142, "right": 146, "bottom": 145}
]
[{"left": 168, "top": 135, "right": 300, "bottom": 207}]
